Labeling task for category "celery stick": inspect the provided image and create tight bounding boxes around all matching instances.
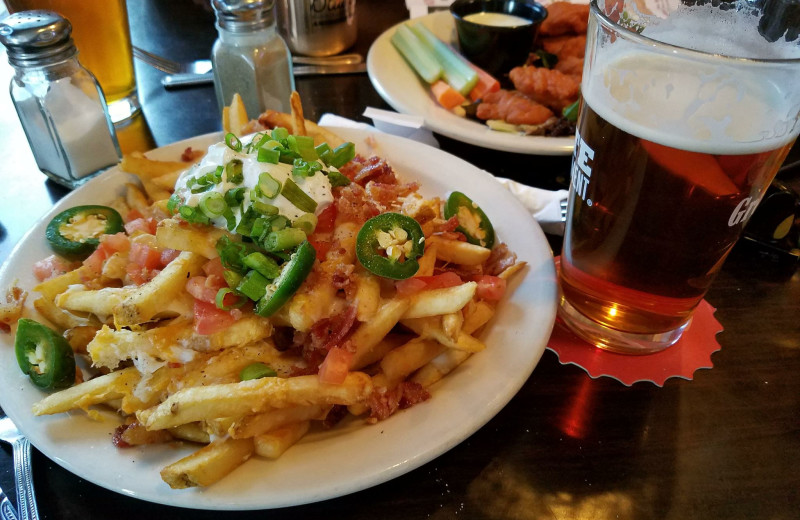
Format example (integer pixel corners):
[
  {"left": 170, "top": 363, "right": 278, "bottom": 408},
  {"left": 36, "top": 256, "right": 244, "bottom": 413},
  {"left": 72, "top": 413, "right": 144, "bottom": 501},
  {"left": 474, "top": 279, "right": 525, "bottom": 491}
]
[
  {"left": 391, "top": 24, "right": 443, "bottom": 84},
  {"left": 409, "top": 23, "right": 478, "bottom": 96}
]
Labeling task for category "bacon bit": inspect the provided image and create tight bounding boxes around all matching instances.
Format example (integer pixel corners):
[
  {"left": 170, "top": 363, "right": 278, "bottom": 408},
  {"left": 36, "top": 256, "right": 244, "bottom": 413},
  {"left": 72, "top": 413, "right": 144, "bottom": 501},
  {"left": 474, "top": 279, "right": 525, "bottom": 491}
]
[
  {"left": 368, "top": 382, "right": 431, "bottom": 421},
  {"left": 303, "top": 307, "right": 358, "bottom": 368},
  {"left": 0, "top": 284, "right": 25, "bottom": 333},
  {"left": 322, "top": 405, "right": 348, "bottom": 429},
  {"left": 112, "top": 424, "right": 132, "bottom": 448},
  {"left": 339, "top": 155, "right": 399, "bottom": 186},
  {"left": 181, "top": 147, "right": 205, "bottom": 162},
  {"left": 331, "top": 264, "right": 355, "bottom": 290},
  {"left": 336, "top": 183, "right": 381, "bottom": 225},
  {"left": 485, "top": 243, "right": 517, "bottom": 276}
]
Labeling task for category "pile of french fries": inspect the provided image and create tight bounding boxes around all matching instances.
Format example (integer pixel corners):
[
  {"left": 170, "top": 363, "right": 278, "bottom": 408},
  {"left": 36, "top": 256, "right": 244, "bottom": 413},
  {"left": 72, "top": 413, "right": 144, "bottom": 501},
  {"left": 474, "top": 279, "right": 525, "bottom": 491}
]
[{"left": 24, "top": 93, "right": 525, "bottom": 489}]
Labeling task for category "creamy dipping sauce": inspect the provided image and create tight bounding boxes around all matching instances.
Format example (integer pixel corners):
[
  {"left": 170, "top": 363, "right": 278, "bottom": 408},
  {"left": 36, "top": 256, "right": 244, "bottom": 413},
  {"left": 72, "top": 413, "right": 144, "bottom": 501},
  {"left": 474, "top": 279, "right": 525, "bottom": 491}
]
[{"left": 463, "top": 11, "right": 533, "bottom": 27}]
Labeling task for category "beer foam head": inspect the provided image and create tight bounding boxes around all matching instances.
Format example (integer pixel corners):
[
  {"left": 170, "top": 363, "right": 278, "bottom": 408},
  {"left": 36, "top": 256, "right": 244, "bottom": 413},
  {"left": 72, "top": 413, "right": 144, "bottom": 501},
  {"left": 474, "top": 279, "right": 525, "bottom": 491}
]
[{"left": 641, "top": 5, "right": 799, "bottom": 60}]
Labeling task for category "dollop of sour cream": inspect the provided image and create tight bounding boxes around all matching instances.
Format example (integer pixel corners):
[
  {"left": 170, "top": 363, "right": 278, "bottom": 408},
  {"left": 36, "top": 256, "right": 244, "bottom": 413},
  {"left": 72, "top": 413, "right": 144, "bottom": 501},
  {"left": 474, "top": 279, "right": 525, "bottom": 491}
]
[{"left": 173, "top": 136, "right": 336, "bottom": 231}]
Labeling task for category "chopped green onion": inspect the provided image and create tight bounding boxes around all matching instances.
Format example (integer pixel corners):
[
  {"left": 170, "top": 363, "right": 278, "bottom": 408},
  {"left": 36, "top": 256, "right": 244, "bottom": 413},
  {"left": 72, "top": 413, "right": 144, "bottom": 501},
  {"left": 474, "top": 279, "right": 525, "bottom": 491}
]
[
  {"left": 251, "top": 216, "right": 268, "bottom": 239},
  {"left": 281, "top": 178, "right": 318, "bottom": 213},
  {"left": 250, "top": 132, "right": 272, "bottom": 152},
  {"left": 292, "top": 213, "right": 318, "bottom": 235},
  {"left": 167, "top": 193, "right": 181, "bottom": 214},
  {"left": 226, "top": 159, "right": 244, "bottom": 184},
  {"left": 270, "top": 215, "right": 290, "bottom": 231},
  {"left": 199, "top": 192, "right": 227, "bottom": 218},
  {"left": 257, "top": 147, "right": 280, "bottom": 164},
  {"left": 223, "top": 208, "right": 237, "bottom": 231},
  {"left": 225, "top": 187, "right": 246, "bottom": 207},
  {"left": 222, "top": 269, "right": 243, "bottom": 288},
  {"left": 179, "top": 205, "right": 210, "bottom": 225},
  {"left": 225, "top": 132, "right": 243, "bottom": 152},
  {"left": 263, "top": 228, "right": 307, "bottom": 252},
  {"left": 329, "top": 142, "right": 355, "bottom": 168},
  {"left": 292, "top": 158, "right": 311, "bottom": 177},
  {"left": 287, "top": 135, "right": 318, "bottom": 162},
  {"left": 258, "top": 172, "right": 281, "bottom": 199},
  {"left": 271, "top": 127, "right": 289, "bottom": 141},
  {"left": 190, "top": 182, "right": 214, "bottom": 194},
  {"left": 252, "top": 201, "right": 279, "bottom": 216},
  {"left": 315, "top": 142, "right": 331, "bottom": 157},
  {"left": 326, "top": 170, "right": 351, "bottom": 187},
  {"left": 243, "top": 251, "right": 281, "bottom": 279},
  {"left": 216, "top": 236, "right": 254, "bottom": 272},
  {"left": 239, "top": 362, "right": 277, "bottom": 381},
  {"left": 308, "top": 162, "right": 322, "bottom": 176},
  {"left": 236, "top": 270, "right": 268, "bottom": 301},
  {"left": 215, "top": 288, "right": 247, "bottom": 310}
]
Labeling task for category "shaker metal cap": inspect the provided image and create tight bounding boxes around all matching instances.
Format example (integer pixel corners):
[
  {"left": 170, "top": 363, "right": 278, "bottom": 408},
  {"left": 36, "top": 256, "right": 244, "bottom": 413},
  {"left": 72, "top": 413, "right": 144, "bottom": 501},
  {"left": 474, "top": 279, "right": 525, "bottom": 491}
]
[
  {"left": 211, "top": 0, "right": 275, "bottom": 32},
  {"left": 0, "top": 10, "right": 76, "bottom": 67}
]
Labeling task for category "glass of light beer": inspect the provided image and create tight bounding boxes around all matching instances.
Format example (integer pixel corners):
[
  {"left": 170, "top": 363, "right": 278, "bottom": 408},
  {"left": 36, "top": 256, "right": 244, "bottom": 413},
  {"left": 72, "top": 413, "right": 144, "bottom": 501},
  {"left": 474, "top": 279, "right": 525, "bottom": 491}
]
[
  {"left": 5, "top": 0, "right": 140, "bottom": 123},
  {"left": 559, "top": 0, "right": 800, "bottom": 354}
]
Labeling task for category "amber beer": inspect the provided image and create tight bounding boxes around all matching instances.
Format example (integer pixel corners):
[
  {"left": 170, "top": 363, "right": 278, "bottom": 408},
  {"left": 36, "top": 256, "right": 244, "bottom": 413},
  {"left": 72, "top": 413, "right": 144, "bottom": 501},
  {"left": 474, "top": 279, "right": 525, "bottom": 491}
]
[
  {"left": 560, "top": 99, "right": 794, "bottom": 337},
  {"left": 6, "top": 0, "right": 135, "bottom": 103}
]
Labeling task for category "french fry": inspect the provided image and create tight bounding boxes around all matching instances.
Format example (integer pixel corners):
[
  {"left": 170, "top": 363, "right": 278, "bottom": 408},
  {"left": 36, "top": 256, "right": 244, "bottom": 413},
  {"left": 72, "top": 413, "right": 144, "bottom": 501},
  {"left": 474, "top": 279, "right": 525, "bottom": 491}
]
[
  {"left": 462, "top": 300, "right": 495, "bottom": 334},
  {"left": 380, "top": 337, "right": 445, "bottom": 387},
  {"left": 113, "top": 251, "right": 206, "bottom": 327},
  {"left": 150, "top": 170, "right": 183, "bottom": 190},
  {"left": 253, "top": 421, "right": 310, "bottom": 459},
  {"left": 169, "top": 423, "right": 211, "bottom": 444},
  {"left": 289, "top": 90, "right": 307, "bottom": 137},
  {"left": 33, "top": 267, "right": 90, "bottom": 301},
  {"left": 32, "top": 367, "right": 141, "bottom": 415},
  {"left": 427, "top": 236, "right": 492, "bottom": 265},
  {"left": 138, "top": 372, "right": 373, "bottom": 430},
  {"left": 125, "top": 182, "right": 150, "bottom": 212},
  {"left": 349, "top": 298, "right": 411, "bottom": 369},
  {"left": 229, "top": 404, "right": 328, "bottom": 438},
  {"left": 411, "top": 349, "right": 472, "bottom": 388},
  {"left": 498, "top": 261, "right": 527, "bottom": 281},
  {"left": 141, "top": 178, "right": 171, "bottom": 203},
  {"left": 160, "top": 437, "right": 254, "bottom": 489},
  {"left": 402, "top": 317, "right": 486, "bottom": 353},
  {"left": 258, "top": 110, "right": 345, "bottom": 147},
  {"left": 441, "top": 311, "right": 463, "bottom": 342},
  {"left": 225, "top": 93, "right": 248, "bottom": 136},
  {"left": 156, "top": 217, "right": 234, "bottom": 259},
  {"left": 56, "top": 286, "right": 133, "bottom": 321},
  {"left": 403, "top": 282, "right": 477, "bottom": 319},
  {"left": 353, "top": 271, "right": 381, "bottom": 322},
  {"left": 415, "top": 242, "right": 437, "bottom": 277},
  {"left": 120, "top": 152, "right": 189, "bottom": 180},
  {"left": 33, "top": 297, "right": 98, "bottom": 331}
]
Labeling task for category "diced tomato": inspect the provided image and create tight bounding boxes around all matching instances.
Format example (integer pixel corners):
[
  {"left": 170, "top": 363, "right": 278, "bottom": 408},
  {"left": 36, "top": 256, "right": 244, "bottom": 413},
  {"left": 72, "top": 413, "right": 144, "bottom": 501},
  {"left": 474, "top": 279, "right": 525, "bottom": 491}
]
[
  {"left": 125, "top": 208, "right": 144, "bottom": 222},
  {"left": 125, "top": 263, "right": 160, "bottom": 285},
  {"left": 124, "top": 217, "right": 158, "bottom": 236},
  {"left": 129, "top": 242, "right": 162, "bottom": 269},
  {"left": 202, "top": 257, "right": 226, "bottom": 278},
  {"left": 83, "top": 246, "right": 109, "bottom": 274},
  {"left": 395, "top": 272, "right": 463, "bottom": 297},
  {"left": 101, "top": 232, "right": 131, "bottom": 254},
  {"left": 193, "top": 300, "right": 236, "bottom": 335},
  {"left": 160, "top": 248, "right": 180, "bottom": 266},
  {"left": 472, "top": 275, "right": 507, "bottom": 301},
  {"left": 308, "top": 239, "right": 332, "bottom": 260},
  {"left": 32, "top": 255, "right": 79, "bottom": 282},
  {"left": 315, "top": 203, "right": 338, "bottom": 234},
  {"left": 318, "top": 346, "right": 353, "bottom": 385}
]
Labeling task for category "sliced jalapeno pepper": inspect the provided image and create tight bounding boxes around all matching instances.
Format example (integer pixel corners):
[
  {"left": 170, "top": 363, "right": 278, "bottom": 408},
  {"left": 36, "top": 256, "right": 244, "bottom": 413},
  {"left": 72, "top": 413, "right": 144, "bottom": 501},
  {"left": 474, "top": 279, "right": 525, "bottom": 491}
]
[
  {"left": 15, "top": 318, "right": 76, "bottom": 390},
  {"left": 255, "top": 240, "right": 316, "bottom": 317},
  {"left": 444, "top": 192, "right": 495, "bottom": 249},
  {"left": 45, "top": 205, "right": 124, "bottom": 259},
  {"left": 356, "top": 213, "right": 425, "bottom": 280}
]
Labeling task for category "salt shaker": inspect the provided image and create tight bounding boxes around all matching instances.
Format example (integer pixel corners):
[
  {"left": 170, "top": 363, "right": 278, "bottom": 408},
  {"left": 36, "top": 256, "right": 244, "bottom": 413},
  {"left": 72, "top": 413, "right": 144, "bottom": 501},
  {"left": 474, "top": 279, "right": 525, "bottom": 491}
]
[
  {"left": 211, "top": 0, "right": 295, "bottom": 119},
  {"left": 0, "top": 10, "right": 121, "bottom": 189}
]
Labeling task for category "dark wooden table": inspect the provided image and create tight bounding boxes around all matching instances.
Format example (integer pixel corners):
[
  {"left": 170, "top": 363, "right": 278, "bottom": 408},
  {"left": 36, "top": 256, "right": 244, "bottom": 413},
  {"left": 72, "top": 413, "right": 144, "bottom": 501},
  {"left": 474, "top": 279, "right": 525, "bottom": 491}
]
[{"left": 1, "top": 1, "right": 799, "bottom": 518}]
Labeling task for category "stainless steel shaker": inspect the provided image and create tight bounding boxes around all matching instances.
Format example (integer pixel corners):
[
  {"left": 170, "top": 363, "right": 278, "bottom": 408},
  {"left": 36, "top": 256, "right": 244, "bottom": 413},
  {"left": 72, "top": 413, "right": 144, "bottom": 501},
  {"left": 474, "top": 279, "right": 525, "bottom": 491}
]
[{"left": 276, "top": 0, "right": 357, "bottom": 56}]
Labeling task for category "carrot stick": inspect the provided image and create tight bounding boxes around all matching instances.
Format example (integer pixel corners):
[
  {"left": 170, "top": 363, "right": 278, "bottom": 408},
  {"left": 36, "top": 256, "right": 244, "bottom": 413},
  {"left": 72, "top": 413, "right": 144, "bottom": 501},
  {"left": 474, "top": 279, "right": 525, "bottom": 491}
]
[{"left": 431, "top": 80, "right": 467, "bottom": 109}]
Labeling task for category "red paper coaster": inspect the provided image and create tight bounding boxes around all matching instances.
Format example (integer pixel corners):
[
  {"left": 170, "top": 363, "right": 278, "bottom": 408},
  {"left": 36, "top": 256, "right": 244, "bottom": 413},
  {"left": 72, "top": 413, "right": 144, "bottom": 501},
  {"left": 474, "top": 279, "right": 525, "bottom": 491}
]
[{"left": 546, "top": 300, "right": 723, "bottom": 386}]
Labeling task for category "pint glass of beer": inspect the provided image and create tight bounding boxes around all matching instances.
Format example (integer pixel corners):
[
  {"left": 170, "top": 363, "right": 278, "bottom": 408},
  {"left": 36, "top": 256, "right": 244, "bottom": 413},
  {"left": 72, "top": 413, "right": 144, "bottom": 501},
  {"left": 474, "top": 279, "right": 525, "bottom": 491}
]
[
  {"left": 5, "top": 0, "right": 140, "bottom": 123},
  {"left": 559, "top": 0, "right": 800, "bottom": 354}
]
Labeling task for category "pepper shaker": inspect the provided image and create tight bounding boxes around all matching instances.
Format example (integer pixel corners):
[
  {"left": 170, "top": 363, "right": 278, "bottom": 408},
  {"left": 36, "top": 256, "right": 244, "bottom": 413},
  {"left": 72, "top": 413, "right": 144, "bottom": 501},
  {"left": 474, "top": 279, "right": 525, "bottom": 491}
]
[
  {"left": 0, "top": 10, "right": 121, "bottom": 189},
  {"left": 211, "top": 0, "right": 295, "bottom": 119}
]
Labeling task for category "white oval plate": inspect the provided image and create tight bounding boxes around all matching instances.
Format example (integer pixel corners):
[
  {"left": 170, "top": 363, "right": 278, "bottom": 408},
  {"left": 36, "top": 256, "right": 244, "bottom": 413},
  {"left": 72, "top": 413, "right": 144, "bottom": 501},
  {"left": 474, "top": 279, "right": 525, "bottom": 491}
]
[
  {"left": 367, "top": 10, "right": 575, "bottom": 156},
  {"left": 0, "top": 128, "right": 558, "bottom": 510}
]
